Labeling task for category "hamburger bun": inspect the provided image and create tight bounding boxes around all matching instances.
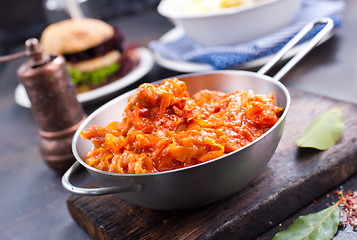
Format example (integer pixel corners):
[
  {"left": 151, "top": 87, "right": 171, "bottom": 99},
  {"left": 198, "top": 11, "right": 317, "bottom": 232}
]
[{"left": 41, "top": 18, "right": 114, "bottom": 54}]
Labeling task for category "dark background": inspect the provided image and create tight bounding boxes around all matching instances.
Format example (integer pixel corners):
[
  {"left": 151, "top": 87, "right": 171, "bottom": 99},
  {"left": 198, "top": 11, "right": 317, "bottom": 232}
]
[{"left": 0, "top": 0, "right": 161, "bottom": 55}]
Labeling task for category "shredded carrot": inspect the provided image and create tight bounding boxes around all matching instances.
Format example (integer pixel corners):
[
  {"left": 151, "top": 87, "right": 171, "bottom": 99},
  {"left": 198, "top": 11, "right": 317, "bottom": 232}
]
[{"left": 81, "top": 78, "right": 282, "bottom": 174}]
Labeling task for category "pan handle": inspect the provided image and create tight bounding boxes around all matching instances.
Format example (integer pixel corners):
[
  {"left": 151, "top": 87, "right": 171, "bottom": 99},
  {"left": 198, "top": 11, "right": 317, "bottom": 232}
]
[
  {"left": 257, "top": 17, "right": 334, "bottom": 82},
  {"left": 62, "top": 161, "right": 143, "bottom": 196}
]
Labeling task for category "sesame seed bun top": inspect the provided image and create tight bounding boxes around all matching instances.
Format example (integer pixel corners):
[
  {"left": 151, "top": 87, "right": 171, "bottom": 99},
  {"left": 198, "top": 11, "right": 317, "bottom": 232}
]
[{"left": 40, "top": 18, "right": 114, "bottom": 55}]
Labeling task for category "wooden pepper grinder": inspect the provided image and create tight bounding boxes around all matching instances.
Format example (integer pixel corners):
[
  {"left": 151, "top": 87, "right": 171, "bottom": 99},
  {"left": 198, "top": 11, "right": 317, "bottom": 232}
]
[{"left": 15, "top": 38, "right": 86, "bottom": 173}]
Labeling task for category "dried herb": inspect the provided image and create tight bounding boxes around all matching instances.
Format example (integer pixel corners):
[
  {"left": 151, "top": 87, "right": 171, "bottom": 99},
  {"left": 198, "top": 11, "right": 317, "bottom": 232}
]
[
  {"left": 337, "top": 190, "right": 357, "bottom": 231},
  {"left": 272, "top": 200, "right": 341, "bottom": 240},
  {"left": 296, "top": 108, "right": 344, "bottom": 150}
]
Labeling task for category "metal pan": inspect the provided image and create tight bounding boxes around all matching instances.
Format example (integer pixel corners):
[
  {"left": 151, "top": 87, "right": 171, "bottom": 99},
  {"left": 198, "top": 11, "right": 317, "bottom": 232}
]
[{"left": 62, "top": 18, "right": 333, "bottom": 210}]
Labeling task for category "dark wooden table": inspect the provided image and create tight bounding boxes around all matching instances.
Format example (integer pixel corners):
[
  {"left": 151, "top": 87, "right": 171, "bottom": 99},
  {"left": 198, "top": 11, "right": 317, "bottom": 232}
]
[{"left": 1, "top": 1, "right": 356, "bottom": 239}]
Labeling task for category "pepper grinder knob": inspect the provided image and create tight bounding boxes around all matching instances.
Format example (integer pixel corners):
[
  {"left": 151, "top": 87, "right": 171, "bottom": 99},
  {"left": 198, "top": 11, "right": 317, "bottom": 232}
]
[
  {"left": 16, "top": 38, "right": 86, "bottom": 173},
  {"left": 25, "top": 38, "right": 42, "bottom": 59}
]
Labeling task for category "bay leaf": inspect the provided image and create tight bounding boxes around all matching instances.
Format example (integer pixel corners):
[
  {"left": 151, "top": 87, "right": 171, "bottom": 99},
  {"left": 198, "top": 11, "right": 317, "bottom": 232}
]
[
  {"left": 296, "top": 108, "right": 344, "bottom": 150},
  {"left": 272, "top": 201, "right": 340, "bottom": 240}
]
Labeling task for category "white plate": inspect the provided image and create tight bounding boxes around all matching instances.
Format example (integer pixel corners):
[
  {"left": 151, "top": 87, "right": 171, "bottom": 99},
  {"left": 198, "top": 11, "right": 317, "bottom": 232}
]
[
  {"left": 15, "top": 47, "right": 154, "bottom": 108},
  {"left": 153, "top": 27, "right": 334, "bottom": 72}
]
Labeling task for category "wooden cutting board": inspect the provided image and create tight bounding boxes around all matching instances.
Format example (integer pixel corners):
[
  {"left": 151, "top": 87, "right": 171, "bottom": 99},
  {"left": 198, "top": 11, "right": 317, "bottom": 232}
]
[{"left": 67, "top": 88, "right": 357, "bottom": 240}]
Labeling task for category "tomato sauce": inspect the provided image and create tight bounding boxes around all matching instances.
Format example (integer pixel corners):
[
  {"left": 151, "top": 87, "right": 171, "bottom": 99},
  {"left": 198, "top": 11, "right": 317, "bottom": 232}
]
[{"left": 81, "top": 78, "right": 282, "bottom": 174}]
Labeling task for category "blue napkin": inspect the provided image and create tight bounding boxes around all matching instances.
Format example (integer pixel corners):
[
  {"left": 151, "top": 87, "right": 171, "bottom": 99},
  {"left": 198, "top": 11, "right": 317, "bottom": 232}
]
[{"left": 149, "top": 0, "right": 345, "bottom": 70}]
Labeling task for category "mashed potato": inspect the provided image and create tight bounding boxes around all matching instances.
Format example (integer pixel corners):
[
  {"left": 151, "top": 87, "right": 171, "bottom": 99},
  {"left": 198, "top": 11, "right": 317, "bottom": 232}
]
[{"left": 185, "top": 0, "right": 257, "bottom": 14}]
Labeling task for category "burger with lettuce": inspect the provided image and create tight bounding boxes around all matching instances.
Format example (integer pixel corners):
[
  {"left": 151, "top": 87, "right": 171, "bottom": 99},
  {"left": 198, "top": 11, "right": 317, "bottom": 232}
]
[{"left": 40, "top": 18, "right": 138, "bottom": 93}]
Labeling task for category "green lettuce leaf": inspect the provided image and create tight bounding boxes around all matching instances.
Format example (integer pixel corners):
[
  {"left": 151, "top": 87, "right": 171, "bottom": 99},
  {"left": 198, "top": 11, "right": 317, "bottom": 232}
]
[
  {"left": 296, "top": 108, "right": 344, "bottom": 150},
  {"left": 68, "top": 62, "right": 120, "bottom": 86}
]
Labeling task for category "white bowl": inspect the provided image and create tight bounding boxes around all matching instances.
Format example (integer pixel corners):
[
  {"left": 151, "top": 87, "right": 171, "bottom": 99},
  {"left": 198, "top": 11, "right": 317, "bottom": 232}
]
[{"left": 158, "top": 0, "right": 302, "bottom": 46}]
